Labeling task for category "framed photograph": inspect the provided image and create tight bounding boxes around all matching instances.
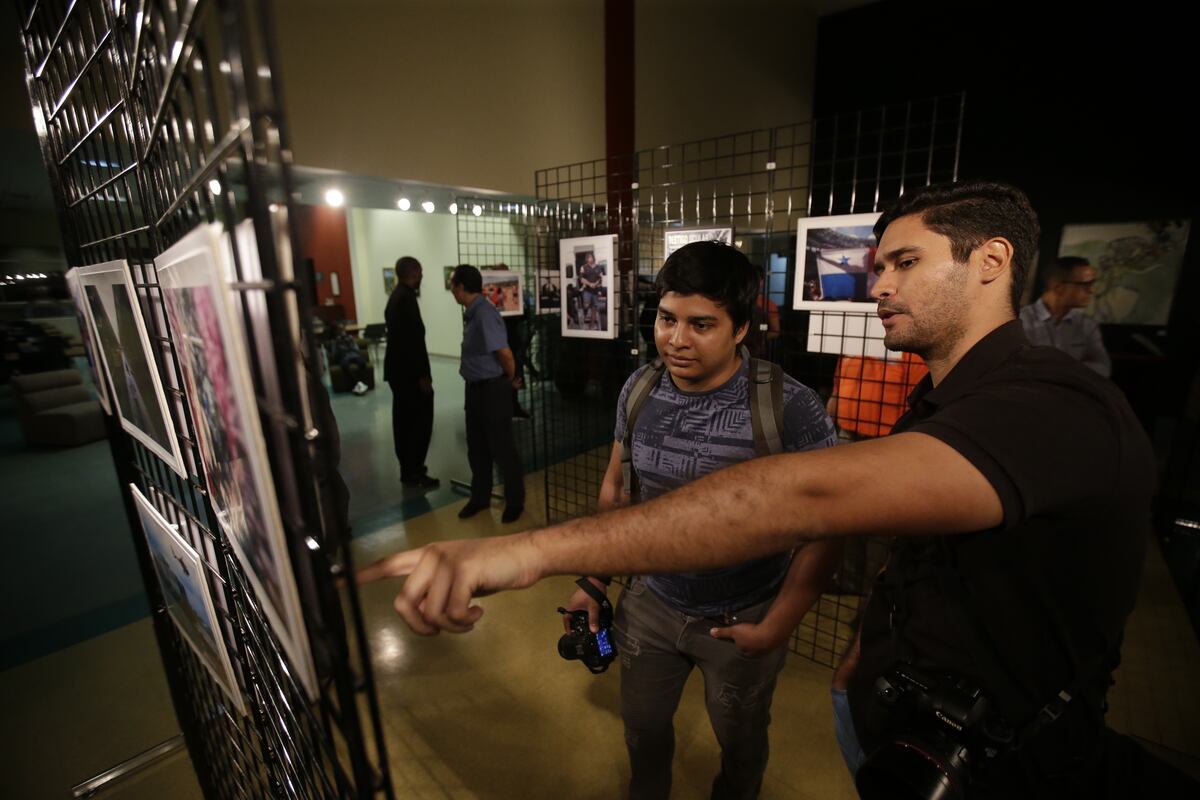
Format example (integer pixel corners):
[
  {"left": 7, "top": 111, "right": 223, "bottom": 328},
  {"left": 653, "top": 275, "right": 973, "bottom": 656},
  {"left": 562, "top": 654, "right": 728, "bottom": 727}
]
[
  {"left": 792, "top": 213, "right": 881, "bottom": 311},
  {"left": 560, "top": 234, "right": 617, "bottom": 339},
  {"left": 382, "top": 266, "right": 396, "bottom": 295},
  {"left": 156, "top": 222, "right": 317, "bottom": 699},
  {"left": 1057, "top": 220, "right": 1191, "bottom": 325},
  {"left": 131, "top": 483, "right": 245, "bottom": 715},
  {"left": 443, "top": 266, "right": 456, "bottom": 291},
  {"left": 75, "top": 259, "right": 186, "bottom": 477},
  {"left": 64, "top": 267, "right": 112, "bottom": 415},
  {"left": 664, "top": 225, "right": 734, "bottom": 259},
  {"left": 481, "top": 270, "right": 523, "bottom": 317},
  {"left": 535, "top": 269, "right": 561, "bottom": 315}
]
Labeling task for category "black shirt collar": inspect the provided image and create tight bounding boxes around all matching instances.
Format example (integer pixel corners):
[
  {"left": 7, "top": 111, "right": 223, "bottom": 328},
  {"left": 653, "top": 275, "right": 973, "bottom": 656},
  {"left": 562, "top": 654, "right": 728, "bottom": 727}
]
[{"left": 907, "top": 320, "right": 1029, "bottom": 411}]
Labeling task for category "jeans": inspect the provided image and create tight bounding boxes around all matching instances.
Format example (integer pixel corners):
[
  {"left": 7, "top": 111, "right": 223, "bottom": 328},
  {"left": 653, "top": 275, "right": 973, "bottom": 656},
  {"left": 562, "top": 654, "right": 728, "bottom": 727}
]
[
  {"left": 614, "top": 576, "right": 787, "bottom": 800},
  {"left": 831, "top": 687, "right": 865, "bottom": 778}
]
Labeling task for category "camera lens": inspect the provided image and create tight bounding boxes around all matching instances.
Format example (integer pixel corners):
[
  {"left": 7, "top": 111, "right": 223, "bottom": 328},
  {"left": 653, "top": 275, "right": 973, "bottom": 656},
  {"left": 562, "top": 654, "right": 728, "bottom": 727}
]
[
  {"left": 557, "top": 634, "right": 581, "bottom": 661},
  {"left": 856, "top": 737, "right": 965, "bottom": 800}
]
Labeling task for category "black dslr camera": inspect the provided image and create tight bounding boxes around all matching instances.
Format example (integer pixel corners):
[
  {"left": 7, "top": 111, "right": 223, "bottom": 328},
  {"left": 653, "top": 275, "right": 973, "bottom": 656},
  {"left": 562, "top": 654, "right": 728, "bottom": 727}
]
[
  {"left": 856, "top": 663, "right": 1016, "bottom": 800},
  {"left": 556, "top": 577, "right": 617, "bottom": 674}
]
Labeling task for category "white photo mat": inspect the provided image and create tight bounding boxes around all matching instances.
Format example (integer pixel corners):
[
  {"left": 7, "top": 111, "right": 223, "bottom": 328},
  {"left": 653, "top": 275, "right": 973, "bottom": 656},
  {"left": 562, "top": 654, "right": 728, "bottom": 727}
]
[
  {"left": 560, "top": 234, "right": 618, "bottom": 340},
  {"left": 65, "top": 267, "right": 112, "bottom": 415},
  {"left": 156, "top": 222, "right": 317, "bottom": 699},
  {"left": 75, "top": 259, "right": 186, "bottom": 477},
  {"left": 481, "top": 270, "right": 524, "bottom": 317},
  {"left": 131, "top": 483, "right": 245, "bottom": 715},
  {"left": 792, "top": 212, "right": 881, "bottom": 312}
]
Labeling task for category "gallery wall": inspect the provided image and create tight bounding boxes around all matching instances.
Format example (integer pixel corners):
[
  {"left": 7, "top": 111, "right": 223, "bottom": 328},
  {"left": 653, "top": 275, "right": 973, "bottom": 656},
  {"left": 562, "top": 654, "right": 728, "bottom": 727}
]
[
  {"left": 634, "top": 0, "right": 819, "bottom": 150},
  {"left": 346, "top": 208, "right": 460, "bottom": 358},
  {"left": 272, "top": 0, "right": 606, "bottom": 196},
  {"left": 293, "top": 204, "right": 358, "bottom": 322}
]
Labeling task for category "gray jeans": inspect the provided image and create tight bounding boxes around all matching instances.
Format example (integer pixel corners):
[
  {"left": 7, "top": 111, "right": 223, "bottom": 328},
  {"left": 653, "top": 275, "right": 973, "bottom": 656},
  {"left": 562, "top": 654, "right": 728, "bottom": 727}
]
[{"left": 613, "top": 577, "right": 787, "bottom": 800}]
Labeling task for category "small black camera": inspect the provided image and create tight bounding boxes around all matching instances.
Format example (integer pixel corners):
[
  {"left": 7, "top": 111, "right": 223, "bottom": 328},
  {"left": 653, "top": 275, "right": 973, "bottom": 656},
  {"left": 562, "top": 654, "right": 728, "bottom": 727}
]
[
  {"left": 556, "top": 578, "right": 618, "bottom": 674},
  {"left": 856, "top": 663, "right": 1015, "bottom": 800}
]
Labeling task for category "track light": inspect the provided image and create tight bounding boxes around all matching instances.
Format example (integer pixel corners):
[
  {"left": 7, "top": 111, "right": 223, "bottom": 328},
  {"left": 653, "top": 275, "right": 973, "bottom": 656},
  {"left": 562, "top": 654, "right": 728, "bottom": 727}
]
[
  {"left": 449, "top": 202, "right": 458, "bottom": 215},
  {"left": 397, "top": 197, "right": 411, "bottom": 211},
  {"left": 421, "top": 201, "right": 435, "bottom": 214},
  {"left": 471, "top": 204, "right": 482, "bottom": 217},
  {"left": 325, "top": 188, "right": 345, "bottom": 207}
]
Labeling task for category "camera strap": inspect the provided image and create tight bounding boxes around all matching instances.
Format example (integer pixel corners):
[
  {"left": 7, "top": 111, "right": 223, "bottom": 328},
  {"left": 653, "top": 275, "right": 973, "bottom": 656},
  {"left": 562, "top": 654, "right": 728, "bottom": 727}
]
[{"left": 576, "top": 577, "right": 614, "bottom": 628}]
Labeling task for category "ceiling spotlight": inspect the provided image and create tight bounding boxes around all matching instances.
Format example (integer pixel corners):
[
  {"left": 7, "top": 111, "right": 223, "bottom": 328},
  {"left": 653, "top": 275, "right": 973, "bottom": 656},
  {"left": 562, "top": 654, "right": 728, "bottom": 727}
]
[
  {"left": 471, "top": 204, "right": 482, "bottom": 217},
  {"left": 421, "top": 200, "right": 435, "bottom": 214},
  {"left": 208, "top": 179, "right": 222, "bottom": 195},
  {"left": 449, "top": 202, "right": 458, "bottom": 215},
  {"left": 397, "top": 197, "right": 411, "bottom": 211},
  {"left": 325, "top": 188, "right": 345, "bottom": 207}
]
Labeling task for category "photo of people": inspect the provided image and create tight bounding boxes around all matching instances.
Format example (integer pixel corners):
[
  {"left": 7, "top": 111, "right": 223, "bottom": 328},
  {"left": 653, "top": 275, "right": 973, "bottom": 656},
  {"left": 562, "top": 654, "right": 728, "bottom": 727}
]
[
  {"left": 481, "top": 270, "right": 523, "bottom": 316},
  {"left": 76, "top": 260, "right": 185, "bottom": 477},
  {"left": 156, "top": 223, "right": 317, "bottom": 699},
  {"left": 536, "top": 269, "right": 560, "bottom": 314},
  {"left": 792, "top": 212, "right": 882, "bottom": 311},
  {"left": 559, "top": 235, "right": 617, "bottom": 339},
  {"left": 131, "top": 484, "right": 244, "bottom": 715}
]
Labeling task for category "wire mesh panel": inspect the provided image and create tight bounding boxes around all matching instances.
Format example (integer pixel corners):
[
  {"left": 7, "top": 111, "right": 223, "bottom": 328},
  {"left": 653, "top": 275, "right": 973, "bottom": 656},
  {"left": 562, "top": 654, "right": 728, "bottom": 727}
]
[
  {"left": 519, "top": 95, "right": 966, "bottom": 667},
  {"left": 17, "top": 1, "right": 392, "bottom": 797}
]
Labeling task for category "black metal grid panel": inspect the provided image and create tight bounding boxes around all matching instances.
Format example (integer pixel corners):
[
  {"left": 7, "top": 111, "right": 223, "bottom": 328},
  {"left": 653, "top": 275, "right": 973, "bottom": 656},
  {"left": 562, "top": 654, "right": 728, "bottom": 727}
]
[
  {"left": 453, "top": 199, "right": 544, "bottom": 472},
  {"left": 17, "top": 2, "right": 392, "bottom": 797},
  {"left": 522, "top": 95, "right": 964, "bottom": 667}
]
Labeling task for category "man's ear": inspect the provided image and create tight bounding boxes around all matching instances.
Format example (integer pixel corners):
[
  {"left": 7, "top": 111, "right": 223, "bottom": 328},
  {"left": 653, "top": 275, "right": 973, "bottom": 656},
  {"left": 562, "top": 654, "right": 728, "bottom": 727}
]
[
  {"left": 733, "top": 320, "right": 750, "bottom": 345},
  {"left": 977, "top": 237, "right": 1014, "bottom": 286}
]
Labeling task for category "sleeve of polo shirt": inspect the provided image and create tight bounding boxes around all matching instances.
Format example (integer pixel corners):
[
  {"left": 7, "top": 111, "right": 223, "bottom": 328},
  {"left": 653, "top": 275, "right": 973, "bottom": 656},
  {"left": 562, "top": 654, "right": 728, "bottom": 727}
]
[
  {"left": 480, "top": 308, "right": 509, "bottom": 353},
  {"left": 781, "top": 378, "right": 838, "bottom": 453},
  {"left": 612, "top": 368, "right": 643, "bottom": 443},
  {"left": 905, "top": 381, "right": 1119, "bottom": 529}
]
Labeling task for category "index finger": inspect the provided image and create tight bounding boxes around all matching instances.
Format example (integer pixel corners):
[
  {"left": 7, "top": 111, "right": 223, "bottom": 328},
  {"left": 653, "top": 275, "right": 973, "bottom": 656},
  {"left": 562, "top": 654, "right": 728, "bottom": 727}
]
[{"left": 355, "top": 548, "right": 423, "bottom": 585}]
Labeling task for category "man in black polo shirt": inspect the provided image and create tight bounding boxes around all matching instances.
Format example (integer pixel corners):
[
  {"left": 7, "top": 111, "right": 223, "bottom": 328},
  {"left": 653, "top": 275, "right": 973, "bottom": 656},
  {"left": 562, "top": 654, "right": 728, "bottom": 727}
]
[{"left": 359, "top": 182, "right": 1193, "bottom": 797}]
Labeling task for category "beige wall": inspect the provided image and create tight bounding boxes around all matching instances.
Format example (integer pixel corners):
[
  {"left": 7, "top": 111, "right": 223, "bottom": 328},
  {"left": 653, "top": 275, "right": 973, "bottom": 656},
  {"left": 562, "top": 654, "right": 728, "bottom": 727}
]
[
  {"left": 346, "top": 207, "right": 463, "bottom": 357},
  {"left": 273, "top": 0, "right": 606, "bottom": 196},
  {"left": 635, "top": 0, "right": 818, "bottom": 149}
]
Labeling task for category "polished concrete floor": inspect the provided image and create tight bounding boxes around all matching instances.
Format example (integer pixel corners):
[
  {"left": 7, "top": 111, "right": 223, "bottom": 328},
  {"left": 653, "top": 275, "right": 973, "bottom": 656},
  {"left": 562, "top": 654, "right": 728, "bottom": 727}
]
[{"left": 3, "top": 356, "right": 1199, "bottom": 798}]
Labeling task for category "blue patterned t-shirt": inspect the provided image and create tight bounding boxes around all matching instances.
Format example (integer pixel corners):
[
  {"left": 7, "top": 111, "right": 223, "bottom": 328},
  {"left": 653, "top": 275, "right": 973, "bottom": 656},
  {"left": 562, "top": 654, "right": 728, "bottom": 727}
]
[{"left": 613, "top": 357, "right": 837, "bottom": 615}]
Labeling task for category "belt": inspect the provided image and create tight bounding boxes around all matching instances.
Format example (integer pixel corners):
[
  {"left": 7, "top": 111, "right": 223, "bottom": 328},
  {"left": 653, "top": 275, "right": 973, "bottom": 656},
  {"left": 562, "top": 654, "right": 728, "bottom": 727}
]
[{"left": 466, "top": 375, "right": 506, "bottom": 386}]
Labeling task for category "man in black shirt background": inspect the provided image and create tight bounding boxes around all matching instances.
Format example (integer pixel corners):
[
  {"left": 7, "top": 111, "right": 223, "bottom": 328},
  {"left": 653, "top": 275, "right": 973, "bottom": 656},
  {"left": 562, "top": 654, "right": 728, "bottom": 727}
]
[
  {"left": 383, "top": 256, "right": 438, "bottom": 490},
  {"left": 360, "top": 183, "right": 1196, "bottom": 798}
]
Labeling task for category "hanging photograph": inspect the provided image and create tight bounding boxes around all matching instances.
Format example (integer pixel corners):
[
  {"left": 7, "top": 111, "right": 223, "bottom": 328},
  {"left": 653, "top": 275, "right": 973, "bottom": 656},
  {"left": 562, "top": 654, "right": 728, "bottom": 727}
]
[
  {"left": 481, "top": 269, "right": 523, "bottom": 317},
  {"left": 664, "top": 225, "right": 734, "bottom": 259},
  {"left": 65, "top": 267, "right": 112, "bottom": 415},
  {"left": 560, "top": 234, "right": 617, "bottom": 339},
  {"left": 792, "top": 213, "right": 881, "bottom": 311},
  {"left": 131, "top": 484, "right": 245, "bottom": 715},
  {"left": 1057, "top": 220, "right": 1191, "bottom": 325},
  {"left": 156, "top": 223, "right": 318, "bottom": 699},
  {"left": 535, "top": 269, "right": 561, "bottom": 314},
  {"left": 75, "top": 259, "right": 186, "bottom": 477},
  {"left": 443, "top": 265, "right": 456, "bottom": 291},
  {"left": 382, "top": 266, "right": 396, "bottom": 295}
]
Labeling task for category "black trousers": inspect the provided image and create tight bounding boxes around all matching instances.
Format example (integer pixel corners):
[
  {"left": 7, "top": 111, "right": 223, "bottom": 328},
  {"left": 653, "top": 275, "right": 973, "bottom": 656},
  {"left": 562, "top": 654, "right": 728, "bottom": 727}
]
[
  {"left": 464, "top": 377, "right": 525, "bottom": 508},
  {"left": 389, "top": 380, "right": 433, "bottom": 481}
]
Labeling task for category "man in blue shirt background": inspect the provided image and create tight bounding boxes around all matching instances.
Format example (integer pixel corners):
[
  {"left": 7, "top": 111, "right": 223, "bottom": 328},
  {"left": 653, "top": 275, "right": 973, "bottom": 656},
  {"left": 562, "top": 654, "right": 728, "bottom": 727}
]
[{"left": 450, "top": 264, "right": 526, "bottom": 523}]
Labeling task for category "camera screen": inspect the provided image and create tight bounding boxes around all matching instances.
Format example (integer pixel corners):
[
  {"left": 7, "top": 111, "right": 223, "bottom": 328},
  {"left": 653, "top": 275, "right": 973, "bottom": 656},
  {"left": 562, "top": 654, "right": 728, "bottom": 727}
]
[{"left": 596, "top": 629, "right": 613, "bottom": 657}]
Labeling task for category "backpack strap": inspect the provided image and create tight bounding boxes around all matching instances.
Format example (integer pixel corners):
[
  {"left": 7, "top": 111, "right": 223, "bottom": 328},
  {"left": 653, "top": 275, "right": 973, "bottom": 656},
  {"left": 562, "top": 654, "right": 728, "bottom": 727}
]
[
  {"left": 621, "top": 359, "right": 664, "bottom": 502},
  {"left": 746, "top": 345, "right": 786, "bottom": 457}
]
